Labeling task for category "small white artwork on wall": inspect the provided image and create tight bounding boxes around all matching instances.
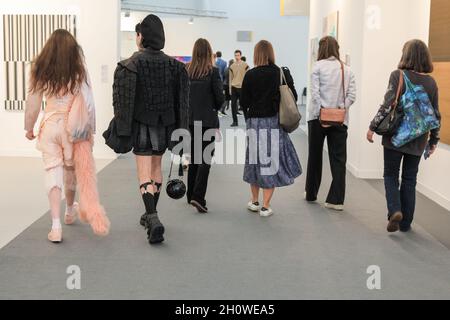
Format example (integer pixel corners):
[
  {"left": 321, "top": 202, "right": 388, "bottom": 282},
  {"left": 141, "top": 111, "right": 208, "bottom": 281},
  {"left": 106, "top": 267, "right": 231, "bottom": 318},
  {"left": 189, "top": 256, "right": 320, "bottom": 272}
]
[
  {"left": 2, "top": 14, "right": 77, "bottom": 111},
  {"left": 310, "top": 37, "right": 319, "bottom": 70},
  {"left": 323, "top": 11, "right": 339, "bottom": 40}
]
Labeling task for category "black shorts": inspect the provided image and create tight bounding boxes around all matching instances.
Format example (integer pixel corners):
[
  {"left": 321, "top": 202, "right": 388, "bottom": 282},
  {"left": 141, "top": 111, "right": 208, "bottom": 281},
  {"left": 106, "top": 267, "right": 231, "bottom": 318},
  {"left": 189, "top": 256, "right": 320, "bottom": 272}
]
[{"left": 132, "top": 121, "right": 174, "bottom": 156}]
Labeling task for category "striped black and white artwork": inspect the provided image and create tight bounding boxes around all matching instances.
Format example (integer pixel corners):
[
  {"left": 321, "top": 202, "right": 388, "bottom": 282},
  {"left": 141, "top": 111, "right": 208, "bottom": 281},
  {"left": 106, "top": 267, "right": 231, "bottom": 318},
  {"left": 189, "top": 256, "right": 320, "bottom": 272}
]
[{"left": 2, "top": 15, "right": 77, "bottom": 111}]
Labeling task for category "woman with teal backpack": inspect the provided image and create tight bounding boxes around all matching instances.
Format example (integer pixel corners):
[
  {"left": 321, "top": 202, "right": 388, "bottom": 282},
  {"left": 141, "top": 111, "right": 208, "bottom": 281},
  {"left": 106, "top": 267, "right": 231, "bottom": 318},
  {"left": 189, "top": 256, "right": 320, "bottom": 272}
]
[{"left": 367, "top": 40, "right": 441, "bottom": 233}]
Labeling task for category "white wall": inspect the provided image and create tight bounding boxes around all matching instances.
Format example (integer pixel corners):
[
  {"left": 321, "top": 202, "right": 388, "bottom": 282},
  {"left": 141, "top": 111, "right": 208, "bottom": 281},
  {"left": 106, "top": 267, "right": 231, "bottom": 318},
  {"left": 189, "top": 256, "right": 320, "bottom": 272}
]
[
  {"left": 124, "top": 0, "right": 204, "bottom": 10},
  {"left": 209, "top": 0, "right": 288, "bottom": 19},
  {"left": 121, "top": 12, "right": 310, "bottom": 95},
  {"left": 0, "top": 0, "right": 120, "bottom": 159},
  {"left": 309, "top": 0, "right": 450, "bottom": 211}
]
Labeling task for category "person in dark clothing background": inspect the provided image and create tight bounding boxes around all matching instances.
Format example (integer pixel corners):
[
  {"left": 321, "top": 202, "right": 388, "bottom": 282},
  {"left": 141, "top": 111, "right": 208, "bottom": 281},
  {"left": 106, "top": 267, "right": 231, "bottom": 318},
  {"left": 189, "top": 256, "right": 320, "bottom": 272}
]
[
  {"left": 186, "top": 39, "right": 225, "bottom": 213},
  {"left": 215, "top": 51, "right": 227, "bottom": 82},
  {"left": 367, "top": 39, "right": 441, "bottom": 233},
  {"left": 220, "top": 59, "right": 234, "bottom": 116},
  {"left": 135, "top": 23, "right": 143, "bottom": 50},
  {"left": 111, "top": 14, "right": 189, "bottom": 245}
]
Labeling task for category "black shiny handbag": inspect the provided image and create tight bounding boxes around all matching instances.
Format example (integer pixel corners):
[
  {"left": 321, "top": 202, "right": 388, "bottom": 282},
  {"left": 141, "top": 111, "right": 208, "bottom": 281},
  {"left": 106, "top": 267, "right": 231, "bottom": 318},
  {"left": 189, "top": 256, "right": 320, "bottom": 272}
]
[
  {"left": 103, "top": 119, "right": 133, "bottom": 154},
  {"left": 166, "top": 156, "right": 186, "bottom": 200},
  {"left": 375, "top": 71, "right": 404, "bottom": 136}
]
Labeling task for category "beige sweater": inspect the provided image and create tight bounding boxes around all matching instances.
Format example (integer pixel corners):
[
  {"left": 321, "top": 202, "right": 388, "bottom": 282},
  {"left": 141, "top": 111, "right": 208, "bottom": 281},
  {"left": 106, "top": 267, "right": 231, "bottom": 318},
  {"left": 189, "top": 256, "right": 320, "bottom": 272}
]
[{"left": 229, "top": 61, "right": 249, "bottom": 91}]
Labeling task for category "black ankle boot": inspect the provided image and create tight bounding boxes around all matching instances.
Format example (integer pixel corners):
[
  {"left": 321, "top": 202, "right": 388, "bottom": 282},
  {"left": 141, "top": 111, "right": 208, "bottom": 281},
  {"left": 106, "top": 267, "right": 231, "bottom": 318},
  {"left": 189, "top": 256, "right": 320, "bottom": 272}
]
[
  {"left": 140, "top": 192, "right": 156, "bottom": 226},
  {"left": 140, "top": 189, "right": 161, "bottom": 227},
  {"left": 154, "top": 191, "right": 161, "bottom": 208},
  {"left": 141, "top": 193, "right": 165, "bottom": 244},
  {"left": 146, "top": 213, "right": 165, "bottom": 244}
]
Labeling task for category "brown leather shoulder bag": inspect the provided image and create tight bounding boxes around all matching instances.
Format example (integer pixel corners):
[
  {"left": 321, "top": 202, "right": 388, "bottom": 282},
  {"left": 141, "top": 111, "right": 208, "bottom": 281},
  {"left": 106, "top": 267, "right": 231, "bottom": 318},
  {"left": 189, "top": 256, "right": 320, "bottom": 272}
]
[{"left": 319, "top": 61, "right": 346, "bottom": 127}]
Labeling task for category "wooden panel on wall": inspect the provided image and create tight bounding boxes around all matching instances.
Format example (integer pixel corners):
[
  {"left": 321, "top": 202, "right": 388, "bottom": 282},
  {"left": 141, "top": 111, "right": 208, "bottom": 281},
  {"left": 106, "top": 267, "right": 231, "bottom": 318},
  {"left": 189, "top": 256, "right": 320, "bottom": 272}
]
[
  {"left": 433, "top": 62, "right": 450, "bottom": 145},
  {"left": 430, "top": 0, "right": 450, "bottom": 145},
  {"left": 429, "top": 0, "right": 450, "bottom": 62}
]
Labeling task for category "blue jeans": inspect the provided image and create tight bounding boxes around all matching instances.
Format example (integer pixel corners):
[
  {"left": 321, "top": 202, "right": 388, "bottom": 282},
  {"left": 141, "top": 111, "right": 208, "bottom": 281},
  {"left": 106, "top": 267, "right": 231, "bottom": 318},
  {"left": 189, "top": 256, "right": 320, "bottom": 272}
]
[{"left": 383, "top": 148, "right": 421, "bottom": 228}]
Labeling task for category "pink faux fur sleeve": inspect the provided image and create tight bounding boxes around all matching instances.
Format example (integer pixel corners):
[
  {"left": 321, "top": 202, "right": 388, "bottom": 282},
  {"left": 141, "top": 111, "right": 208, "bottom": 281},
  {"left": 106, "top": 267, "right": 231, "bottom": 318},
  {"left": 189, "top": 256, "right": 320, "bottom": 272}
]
[{"left": 24, "top": 91, "right": 43, "bottom": 132}]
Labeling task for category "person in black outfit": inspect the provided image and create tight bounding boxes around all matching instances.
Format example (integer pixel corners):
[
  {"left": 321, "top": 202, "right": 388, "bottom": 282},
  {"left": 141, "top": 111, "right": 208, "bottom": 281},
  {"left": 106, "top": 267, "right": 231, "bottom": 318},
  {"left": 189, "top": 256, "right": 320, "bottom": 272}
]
[
  {"left": 220, "top": 60, "right": 234, "bottom": 115},
  {"left": 367, "top": 39, "right": 441, "bottom": 233},
  {"left": 186, "top": 39, "right": 225, "bottom": 213},
  {"left": 111, "top": 14, "right": 189, "bottom": 245}
]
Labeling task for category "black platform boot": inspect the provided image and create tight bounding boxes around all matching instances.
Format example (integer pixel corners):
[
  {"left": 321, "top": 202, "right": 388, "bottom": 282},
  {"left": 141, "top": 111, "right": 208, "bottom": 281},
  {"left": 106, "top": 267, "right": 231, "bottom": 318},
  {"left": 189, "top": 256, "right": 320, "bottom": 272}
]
[
  {"left": 140, "top": 182, "right": 165, "bottom": 245},
  {"left": 140, "top": 183, "right": 162, "bottom": 227}
]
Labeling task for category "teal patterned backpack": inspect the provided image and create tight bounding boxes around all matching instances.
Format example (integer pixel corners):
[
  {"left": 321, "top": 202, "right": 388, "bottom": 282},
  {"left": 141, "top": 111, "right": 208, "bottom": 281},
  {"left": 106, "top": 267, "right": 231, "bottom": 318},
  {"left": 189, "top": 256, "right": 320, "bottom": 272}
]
[{"left": 392, "top": 72, "right": 440, "bottom": 148}]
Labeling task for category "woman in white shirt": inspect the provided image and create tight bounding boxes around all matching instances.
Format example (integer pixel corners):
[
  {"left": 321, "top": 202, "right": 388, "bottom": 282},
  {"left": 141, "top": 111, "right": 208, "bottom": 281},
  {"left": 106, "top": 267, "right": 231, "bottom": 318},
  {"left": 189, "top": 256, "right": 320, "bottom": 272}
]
[{"left": 305, "top": 36, "right": 356, "bottom": 211}]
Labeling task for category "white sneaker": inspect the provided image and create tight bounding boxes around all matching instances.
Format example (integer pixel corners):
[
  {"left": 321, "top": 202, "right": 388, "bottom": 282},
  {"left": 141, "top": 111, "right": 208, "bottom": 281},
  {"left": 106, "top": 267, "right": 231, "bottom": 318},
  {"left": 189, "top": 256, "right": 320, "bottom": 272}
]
[
  {"left": 325, "top": 203, "right": 344, "bottom": 211},
  {"left": 260, "top": 207, "right": 274, "bottom": 217},
  {"left": 247, "top": 201, "right": 260, "bottom": 213}
]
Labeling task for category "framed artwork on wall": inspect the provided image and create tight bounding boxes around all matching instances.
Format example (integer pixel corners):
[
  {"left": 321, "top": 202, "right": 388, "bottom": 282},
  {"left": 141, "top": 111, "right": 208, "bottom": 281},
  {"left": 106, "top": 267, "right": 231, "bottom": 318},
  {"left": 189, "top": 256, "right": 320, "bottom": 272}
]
[
  {"left": 2, "top": 14, "right": 77, "bottom": 111},
  {"left": 323, "top": 11, "right": 339, "bottom": 40},
  {"left": 429, "top": 0, "right": 450, "bottom": 145},
  {"left": 173, "top": 56, "right": 192, "bottom": 64},
  {"left": 310, "top": 37, "right": 319, "bottom": 70}
]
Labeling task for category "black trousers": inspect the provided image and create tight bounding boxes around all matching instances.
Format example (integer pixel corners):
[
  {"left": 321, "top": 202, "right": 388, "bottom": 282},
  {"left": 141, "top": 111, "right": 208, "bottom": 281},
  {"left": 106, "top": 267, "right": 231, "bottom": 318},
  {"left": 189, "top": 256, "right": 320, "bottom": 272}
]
[
  {"left": 220, "top": 85, "right": 230, "bottom": 113},
  {"left": 305, "top": 120, "right": 348, "bottom": 205},
  {"left": 231, "top": 87, "right": 241, "bottom": 124},
  {"left": 187, "top": 126, "right": 216, "bottom": 206}
]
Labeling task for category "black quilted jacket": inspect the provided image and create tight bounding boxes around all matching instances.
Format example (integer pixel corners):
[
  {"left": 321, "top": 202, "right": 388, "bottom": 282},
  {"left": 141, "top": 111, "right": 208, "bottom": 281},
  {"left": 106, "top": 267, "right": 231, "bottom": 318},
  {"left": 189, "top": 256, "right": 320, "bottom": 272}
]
[{"left": 112, "top": 48, "right": 189, "bottom": 136}]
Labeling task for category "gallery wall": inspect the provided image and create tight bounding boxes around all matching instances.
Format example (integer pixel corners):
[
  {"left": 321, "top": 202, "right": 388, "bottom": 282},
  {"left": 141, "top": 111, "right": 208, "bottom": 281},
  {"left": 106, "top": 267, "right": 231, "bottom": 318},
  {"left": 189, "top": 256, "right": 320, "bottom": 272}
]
[
  {"left": 0, "top": 0, "right": 120, "bottom": 159},
  {"left": 309, "top": 0, "right": 450, "bottom": 210},
  {"left": 121, "top": 13, "right": 310, "bottom": 99}
]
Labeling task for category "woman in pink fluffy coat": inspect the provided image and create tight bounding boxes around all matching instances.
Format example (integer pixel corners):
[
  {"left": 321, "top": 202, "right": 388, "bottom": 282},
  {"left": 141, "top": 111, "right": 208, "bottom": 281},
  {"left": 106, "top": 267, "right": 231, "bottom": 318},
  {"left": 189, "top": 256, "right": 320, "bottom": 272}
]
[{"left": 25, "top": 29, "right": 110, "bottom": 243}]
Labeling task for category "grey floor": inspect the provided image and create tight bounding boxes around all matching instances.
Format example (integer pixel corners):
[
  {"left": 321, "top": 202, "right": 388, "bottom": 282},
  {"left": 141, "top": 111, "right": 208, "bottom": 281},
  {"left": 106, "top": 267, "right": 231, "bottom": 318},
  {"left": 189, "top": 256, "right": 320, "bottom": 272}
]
[{"left": 1, "top": 118, "right": 450, "bottom": 300}]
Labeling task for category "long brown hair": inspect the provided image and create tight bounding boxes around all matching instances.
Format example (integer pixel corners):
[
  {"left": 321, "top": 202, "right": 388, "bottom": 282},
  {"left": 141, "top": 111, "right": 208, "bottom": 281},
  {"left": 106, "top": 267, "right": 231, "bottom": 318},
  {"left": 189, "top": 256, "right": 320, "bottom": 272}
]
[
  {"left": 254, "top": 40, "right": 276, "bottom": 67},
  {"left": 29, "top": 29, "right": 87, "bottom": 97},
  {"left": 398, "top": 39, "right": 434, "bottom": 73},
  {"left": 318, "top": 36, "right": 340, "bottom": 61},
  {"left": 187, "top": 38, "right": 214, "bottom": 79}
]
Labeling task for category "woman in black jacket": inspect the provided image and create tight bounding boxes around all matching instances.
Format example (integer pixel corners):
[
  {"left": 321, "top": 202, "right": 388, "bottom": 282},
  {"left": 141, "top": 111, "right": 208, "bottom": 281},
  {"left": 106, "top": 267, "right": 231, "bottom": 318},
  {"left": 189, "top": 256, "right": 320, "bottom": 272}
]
[
  {"left": 109, "top": 14, "right": 189, "bottom": 245},
  {"left": 186, "top": 38, "right": 225, "bottom": 213},
  {"left": 367, "top": 39, "right": 441, "bottom": 233},
  {"left": 241, "top": 40, "right": 302, "bottom": 217}
]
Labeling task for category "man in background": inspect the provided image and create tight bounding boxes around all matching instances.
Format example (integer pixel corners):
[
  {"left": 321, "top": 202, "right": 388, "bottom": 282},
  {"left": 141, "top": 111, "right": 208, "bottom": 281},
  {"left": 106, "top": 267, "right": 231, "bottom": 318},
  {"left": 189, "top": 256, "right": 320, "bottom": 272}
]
[
  {"left": 215, "top": 51, "right": 227, "bottom": 82},
  {"left": 220, "top": 59, "right": 234, "bottom": 116},
  {"left": 229, "top": 50, "right": 249, "bottom": 127},
  {"left": 215, "top": 51, "right": 228, "bottom": 116},
  {"left": 135, "top": 23, "right": 143, "bottom": 50}
]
